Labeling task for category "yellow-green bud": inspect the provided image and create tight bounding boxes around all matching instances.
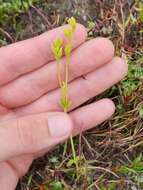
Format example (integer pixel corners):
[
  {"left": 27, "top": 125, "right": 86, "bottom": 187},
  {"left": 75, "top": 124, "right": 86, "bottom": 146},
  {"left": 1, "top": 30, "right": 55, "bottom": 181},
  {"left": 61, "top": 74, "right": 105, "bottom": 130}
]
[
  {"left": 53, "top": 38, "right": 63, "bottom": 48},
  {"left": 64, "top": 28, "right": 73, "bottom": 38},
  {"left": 67, "top": 17, "right": 76, "bottom": 31},
  {"left": 64, "top": 44, "right": 71, "bottom": 57},
  {"left": 51, "top": 38, "right": 63, "bottom": 60}
]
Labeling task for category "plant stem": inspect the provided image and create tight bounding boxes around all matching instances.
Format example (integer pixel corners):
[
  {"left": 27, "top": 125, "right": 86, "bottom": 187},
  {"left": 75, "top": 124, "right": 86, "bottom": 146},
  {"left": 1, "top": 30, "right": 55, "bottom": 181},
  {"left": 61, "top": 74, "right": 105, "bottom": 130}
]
[
  {"left": 70, "top": 135, "right": 79, "bottom": 172},
  {"left": 64, "top": 56, "right": 78, "bottom": 171},
  {"left": 65, "top": 55, "right": 70, "bottom": 103},
  {"left": 64, "top": 45, "right": 79, "bottom": 172},
  {"left": 57, "top": 59, "right": 62, "bottom": 87},
  {"left": 64, "top": 107, "right": 67, "bottom": 113},
  {"left": 65, "top": 55, "right": 69, "bottom": 85}
]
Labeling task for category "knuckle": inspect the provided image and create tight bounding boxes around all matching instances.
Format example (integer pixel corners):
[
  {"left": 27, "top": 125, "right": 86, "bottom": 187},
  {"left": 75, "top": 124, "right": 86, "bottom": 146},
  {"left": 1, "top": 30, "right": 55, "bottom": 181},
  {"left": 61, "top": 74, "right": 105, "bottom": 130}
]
[{"left": 16, "top": 119, "right": 37, "bottom": 150}]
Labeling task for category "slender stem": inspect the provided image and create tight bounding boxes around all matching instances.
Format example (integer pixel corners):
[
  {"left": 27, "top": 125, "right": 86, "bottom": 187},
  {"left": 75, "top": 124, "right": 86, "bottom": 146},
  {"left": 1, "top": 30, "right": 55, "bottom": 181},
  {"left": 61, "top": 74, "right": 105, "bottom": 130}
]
[
  {"left": 70, "top": 136, "right": 76, "bottom": 159},
  {"left": 64, "top": 56, "right": 78, "bottom": 171},
  {"left": 65, "top": 55, "right": 70, "bottom": 102},
  {"left": 64, "top": 107, "right": 67, "bottom": 113},
  {"left": 57, "top": 59, "right": 62, "bottom": 87},
  {"left": 70, "top": 135, "right": 79, "bottom": 171},
  {"left": 65, "top": 55, "right": 69, "bottom": 85}
]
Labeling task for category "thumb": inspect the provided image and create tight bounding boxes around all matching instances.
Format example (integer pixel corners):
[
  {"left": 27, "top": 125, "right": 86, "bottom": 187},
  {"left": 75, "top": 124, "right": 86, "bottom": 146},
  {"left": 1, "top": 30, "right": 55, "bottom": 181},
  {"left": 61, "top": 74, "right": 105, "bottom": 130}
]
[{"left": 0, "top": 112, "right": 72, "bottom": 162}]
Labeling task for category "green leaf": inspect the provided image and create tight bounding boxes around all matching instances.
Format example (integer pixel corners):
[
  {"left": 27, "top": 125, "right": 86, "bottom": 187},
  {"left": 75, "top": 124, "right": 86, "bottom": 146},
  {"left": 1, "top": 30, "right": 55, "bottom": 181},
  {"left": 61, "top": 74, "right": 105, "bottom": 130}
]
[
  {"left": 131, "top": 155, "right": 143, "bottom": 172},
  {"left": 49, "top": 181, "right": 63, "bottom": 190},
  {"left": 49, "top": 156, "right": 59, "bottom": 165},
  {"left": 67, "top": 156, "right": 80, "bottom": 167},
  {"left": 99, "top": 183, "right": 116, "bottom": 190},
  {"left": 139, "top": 107, "right": 143, "bottom": 118},
  {"left": 139, "top": 2, "right": 143, "bottom": 22},
  {"left": 119, "top": 155, "right": 143, "bottom": 175},
  {"left": 119, "top": 165, "right": 136, "bottom": 174},
  {"left": 67, "top": 158, "right": 75, "bottom": 167}
]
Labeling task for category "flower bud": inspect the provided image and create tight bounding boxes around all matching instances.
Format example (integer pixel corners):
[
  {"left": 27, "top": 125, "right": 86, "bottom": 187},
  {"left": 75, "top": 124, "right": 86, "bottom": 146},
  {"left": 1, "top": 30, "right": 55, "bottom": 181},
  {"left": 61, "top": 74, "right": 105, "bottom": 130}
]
[
  {"left": 64, "top": 28, "right": 73, "bottom": 38},
  {"left": 51, "top": 39, "right": 63, "bottom": 60},
  {"left": 64, "top": 44, "right": 71, "bottom": 57},
  {"left": 68, "top": 17, "right": 76, "bottom": 31}
]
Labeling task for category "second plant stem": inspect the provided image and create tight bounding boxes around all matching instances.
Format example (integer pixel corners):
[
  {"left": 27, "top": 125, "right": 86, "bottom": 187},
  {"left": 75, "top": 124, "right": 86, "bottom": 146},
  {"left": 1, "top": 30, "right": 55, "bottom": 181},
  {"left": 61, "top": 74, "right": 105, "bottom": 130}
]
[
  {"left": 64, "top": 55, "right": 79, "bottom": 172},
  {"left": 57, "top": 59, "right": 62, "bottom": 88}
]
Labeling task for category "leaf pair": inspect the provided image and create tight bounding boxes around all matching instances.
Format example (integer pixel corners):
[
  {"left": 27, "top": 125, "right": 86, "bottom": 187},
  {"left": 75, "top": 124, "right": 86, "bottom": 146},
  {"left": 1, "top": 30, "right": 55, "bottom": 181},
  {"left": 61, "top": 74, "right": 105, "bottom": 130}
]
[
  {"left": 64, "top": 17, "right": 76, "bottom": 39},
  {"left": 51, "top": 39, "right": 63, "bottom": 61},
  {"left": 59, "top": 82, "right": 71, "bottom": 112}
]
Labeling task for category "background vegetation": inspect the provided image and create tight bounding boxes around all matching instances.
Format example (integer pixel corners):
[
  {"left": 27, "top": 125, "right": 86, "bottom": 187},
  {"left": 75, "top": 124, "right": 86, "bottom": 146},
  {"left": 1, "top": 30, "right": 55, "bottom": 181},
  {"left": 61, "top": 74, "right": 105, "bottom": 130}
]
[{"left": 0, "top": 0, "right": 143, "bottom": 189}]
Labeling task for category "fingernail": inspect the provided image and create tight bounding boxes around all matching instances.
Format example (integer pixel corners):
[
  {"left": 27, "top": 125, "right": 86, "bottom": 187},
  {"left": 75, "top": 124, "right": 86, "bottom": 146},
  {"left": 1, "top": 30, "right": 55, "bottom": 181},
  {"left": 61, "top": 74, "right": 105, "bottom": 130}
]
[{"left": 48, "top": 113, "right": 72, "bottom": 138}]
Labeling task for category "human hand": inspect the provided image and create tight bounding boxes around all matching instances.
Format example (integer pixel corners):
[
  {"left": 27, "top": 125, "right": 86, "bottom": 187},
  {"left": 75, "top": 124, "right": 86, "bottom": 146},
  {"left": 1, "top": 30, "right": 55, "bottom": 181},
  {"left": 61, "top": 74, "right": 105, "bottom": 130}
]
[{"left": 0, "top": 24, "right": 127, "bottom": 189}]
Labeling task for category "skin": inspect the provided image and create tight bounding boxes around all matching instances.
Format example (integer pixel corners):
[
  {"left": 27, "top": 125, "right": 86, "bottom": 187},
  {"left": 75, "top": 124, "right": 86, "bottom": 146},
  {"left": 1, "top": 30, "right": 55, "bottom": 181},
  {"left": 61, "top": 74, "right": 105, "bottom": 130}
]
[{"left": 0, "top": 24, "right": 128, "bottom": 190}]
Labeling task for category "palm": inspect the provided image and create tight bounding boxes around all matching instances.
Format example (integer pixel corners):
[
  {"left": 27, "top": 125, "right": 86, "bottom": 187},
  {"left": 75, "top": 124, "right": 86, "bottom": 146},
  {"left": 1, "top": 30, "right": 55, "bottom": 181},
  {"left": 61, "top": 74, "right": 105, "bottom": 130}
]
[{"left": 0, "top": 24, "right": 127, "bottom": 189}]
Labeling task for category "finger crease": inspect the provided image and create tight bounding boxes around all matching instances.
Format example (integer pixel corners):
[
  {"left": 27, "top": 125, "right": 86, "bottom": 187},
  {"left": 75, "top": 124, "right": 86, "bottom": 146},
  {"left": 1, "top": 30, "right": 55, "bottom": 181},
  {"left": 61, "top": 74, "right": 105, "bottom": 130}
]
[{"left": 6, "top": 160, "right": 20, "bottom": 178}]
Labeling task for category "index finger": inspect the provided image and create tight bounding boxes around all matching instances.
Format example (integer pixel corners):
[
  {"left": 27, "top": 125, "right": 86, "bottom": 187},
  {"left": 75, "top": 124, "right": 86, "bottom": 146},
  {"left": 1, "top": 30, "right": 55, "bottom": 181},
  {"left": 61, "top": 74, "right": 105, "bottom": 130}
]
[{"left": 0, "top": 24, "right": 87, "bottom": 85}]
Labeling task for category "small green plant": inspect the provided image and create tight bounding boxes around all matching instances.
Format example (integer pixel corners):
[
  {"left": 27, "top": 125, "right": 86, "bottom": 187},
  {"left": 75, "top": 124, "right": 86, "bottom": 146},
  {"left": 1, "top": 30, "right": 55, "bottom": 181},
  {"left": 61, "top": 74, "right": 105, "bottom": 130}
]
[
  {"left": 138, "top": 2, "right": 143, "bottom": 22},
  {"left": 119, "top": 155, "right": 143, "bottom": 184},
  {"left": 0, "top": 0, "right": 36, "bottom": 24},
  {"left": 119, "top": 155, "right": 143, "bottom": 174},
  {"left": 121, "top": 62, "right": 143, "bottom": 97},
  {"left": 99, "top": 182, "right": 116, "bottom": 190},
  {"left": 139, "top": 107, "right": 143, "bottom": 118},
  {"left": 51, "top": 17, "right": 79, "bottom": 172},
  {"left": 49, "top": 181, "right": 63, "bottom": 190},
  {"left": 49, "top": 156, "right": 59, "bottom": 166}
]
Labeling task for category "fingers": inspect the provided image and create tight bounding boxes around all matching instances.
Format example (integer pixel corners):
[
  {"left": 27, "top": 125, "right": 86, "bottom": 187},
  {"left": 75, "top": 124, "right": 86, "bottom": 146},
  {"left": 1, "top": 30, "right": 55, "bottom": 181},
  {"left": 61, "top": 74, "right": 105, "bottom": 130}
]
[
  {"left": 0, "top": 99, "right": 115, "bottom": 161},
  {"left": 0, "top": 112, "right": 72, "bottom": 162},
  {"left": 0, "top": 99, "right": 115, "bottom": 190},
  {"left": 34, "top": 98, "right": 115, "bottom": 158},
  {"left": 70, "top": 98, "right": 115, "bottom": 135},
  {"left": 17, "top": 57, "right": 127, "bottom": 115},
  {"left": 0, "top": 38, "right": 114, "bottom": 108},
  {"left": 0, "top": 24, "right": 86, "bottom": 86}
]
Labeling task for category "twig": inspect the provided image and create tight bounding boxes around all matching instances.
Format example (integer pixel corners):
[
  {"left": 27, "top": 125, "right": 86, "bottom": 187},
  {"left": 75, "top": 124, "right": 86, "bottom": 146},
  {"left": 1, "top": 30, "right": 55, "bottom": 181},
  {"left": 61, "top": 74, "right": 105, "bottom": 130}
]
[
  {"left": 0, "top": 28, "right": 15, "bottom": 43},
  {"left": 31, "top": 5, "right": 53, "bottom": 29},
  {"left": 88, "top": 165, "right": 120, "bottom": 178}
]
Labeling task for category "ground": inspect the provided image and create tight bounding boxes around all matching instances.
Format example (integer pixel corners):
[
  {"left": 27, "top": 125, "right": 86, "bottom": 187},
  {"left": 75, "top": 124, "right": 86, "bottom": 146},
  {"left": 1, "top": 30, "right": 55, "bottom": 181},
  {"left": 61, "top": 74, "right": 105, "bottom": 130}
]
[{"left": 0, "top": 0, "right": 143, "bottom": 190}]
